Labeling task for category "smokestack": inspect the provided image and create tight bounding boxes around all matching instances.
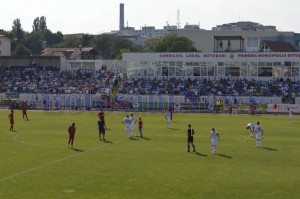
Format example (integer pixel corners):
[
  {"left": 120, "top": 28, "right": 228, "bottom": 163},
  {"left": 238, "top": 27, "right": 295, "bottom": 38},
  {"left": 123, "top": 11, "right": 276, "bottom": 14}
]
[{"left": 119, "top": 3, "right": 124, "bottom": 30}]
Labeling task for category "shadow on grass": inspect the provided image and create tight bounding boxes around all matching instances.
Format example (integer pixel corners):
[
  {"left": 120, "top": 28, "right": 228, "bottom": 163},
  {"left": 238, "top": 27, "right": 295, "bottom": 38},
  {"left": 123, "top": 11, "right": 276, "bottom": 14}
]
[
  {"left": 261, "top": 146, "right": 278, "bottom": 151},
  {"left": 194, "top": 152, "right": 208, "bottom": 157},
  {"left": 217, "top": 153, "right": 232, "bottom": 159},
  {"left": 140, "top": 136, "right": 151, "bottom": 140},
  {"left": 128, "top": 137, "right": 140, "bottom": 141},
  {"left": 135, "top": 136, "right": 151, "bottom": 140},
  {"left": 168, "top": 128, "right": 179, "bottom": 130},
  {"left": 102, "top": 139, "right": 113, "bottom": 144},
  {"left": 70, "top": 147, "right": 84, "bottom": 152}
]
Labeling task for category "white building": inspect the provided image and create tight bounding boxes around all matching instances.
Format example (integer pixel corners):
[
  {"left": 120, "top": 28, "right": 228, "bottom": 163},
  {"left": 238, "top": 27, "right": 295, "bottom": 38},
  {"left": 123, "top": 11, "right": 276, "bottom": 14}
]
[
  {"left": 116, "top": 25, "right": 177, "bottom": 47},
  {"left": 122, "top": 52, "right": 300, "bottom": 80},
  {"left": 0, "top": 35, "right": 11, "bottom": 56},
  {"left": 173, "top": 29, "right": 300, "bottom": 53},
  {"left": 41, "top": 47, "right": 100, "bottom": 70},
  {"left": 212, "top": 21, "right": 277, "bottom": 32}
]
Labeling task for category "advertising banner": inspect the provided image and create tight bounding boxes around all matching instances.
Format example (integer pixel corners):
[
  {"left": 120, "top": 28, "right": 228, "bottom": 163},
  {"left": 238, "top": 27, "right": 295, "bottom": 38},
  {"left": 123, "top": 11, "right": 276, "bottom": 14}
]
[{"left": 267, "top": 104, "right": 300, "bottom": 113}]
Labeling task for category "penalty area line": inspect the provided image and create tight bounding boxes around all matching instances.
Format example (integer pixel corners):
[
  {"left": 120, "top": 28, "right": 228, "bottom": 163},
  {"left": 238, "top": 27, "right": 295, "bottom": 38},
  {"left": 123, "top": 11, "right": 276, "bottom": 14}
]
[
  {"left": 0, "top": 140, "right": 121, "bottom": 182},
  {"left": 13, "top": 135, "right": 62, "bottom": 149}
]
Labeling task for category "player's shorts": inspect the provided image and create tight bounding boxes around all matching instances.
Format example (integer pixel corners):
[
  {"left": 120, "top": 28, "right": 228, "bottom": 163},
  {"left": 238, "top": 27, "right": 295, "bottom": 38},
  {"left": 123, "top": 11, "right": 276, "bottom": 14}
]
[
  {"left": 256, "top": 133, "right": 262, "bottom": 139},
  {"left": 125, "top": 126, "right": 130, "bottom": 132},
  {"left": 99, "top": 128, "right": 105, "bottom": 134},
  {"left": 130, "top": 126, "right": 135, "bottom": 130},
  {"left": 211, "top": 140, "right": 217, "bottom": 146}
]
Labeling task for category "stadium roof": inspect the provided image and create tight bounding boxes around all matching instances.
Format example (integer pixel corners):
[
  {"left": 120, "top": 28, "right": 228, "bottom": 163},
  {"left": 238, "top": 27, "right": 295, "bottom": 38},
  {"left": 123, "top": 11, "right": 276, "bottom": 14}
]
[
  {"left": 41, "top": 47, "right": 98, "bottom": 60},
  {"left": 213, "top": 36, "right": 244, "bottom": 41},
  {"left": 260, "top": 40, "right": 297, "bottom": 52}
]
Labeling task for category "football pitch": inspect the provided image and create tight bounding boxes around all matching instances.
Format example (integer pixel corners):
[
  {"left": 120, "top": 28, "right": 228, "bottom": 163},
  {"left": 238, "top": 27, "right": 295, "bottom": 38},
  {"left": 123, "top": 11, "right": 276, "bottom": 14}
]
[{"left": 0, "top": 110, "right": 299, "bottom": 199}]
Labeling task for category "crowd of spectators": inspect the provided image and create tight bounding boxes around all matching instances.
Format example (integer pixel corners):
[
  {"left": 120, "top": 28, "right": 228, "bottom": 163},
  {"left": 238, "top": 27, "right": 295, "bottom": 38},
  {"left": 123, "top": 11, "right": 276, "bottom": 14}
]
[
  {"left": 1, "top": 65, "right": 299, "bottom": 101},
  {"left": 118, "top": 77, "right": 300, "bottom": 98},
  {"left": 0, "top": 66, "right": 123, "bottom": 96}
]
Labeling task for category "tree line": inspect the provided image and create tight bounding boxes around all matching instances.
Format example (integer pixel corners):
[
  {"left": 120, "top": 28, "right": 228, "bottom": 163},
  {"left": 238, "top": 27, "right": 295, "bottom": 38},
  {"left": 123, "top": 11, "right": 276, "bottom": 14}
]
[{"left": 0, "top": 17, "right": 198, "bottom": 59}]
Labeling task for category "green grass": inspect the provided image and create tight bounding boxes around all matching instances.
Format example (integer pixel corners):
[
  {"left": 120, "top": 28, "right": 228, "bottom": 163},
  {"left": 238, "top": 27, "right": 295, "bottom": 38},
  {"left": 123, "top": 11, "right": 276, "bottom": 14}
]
[{"left": 0, "top": 110, "right": 300, "bottom": 199}]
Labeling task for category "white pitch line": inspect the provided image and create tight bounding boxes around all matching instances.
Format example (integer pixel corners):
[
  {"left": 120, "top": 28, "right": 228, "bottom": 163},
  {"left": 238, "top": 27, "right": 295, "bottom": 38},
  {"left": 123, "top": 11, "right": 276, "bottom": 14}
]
[
  {"left": 13, "top": 135, "right": 62, "bottom": 149},
  {"left": 3, "top": 125, "right": 167, "bottom": 182},
  {"left": 0, "top": 140, "right": 120, "bottom": 182}
]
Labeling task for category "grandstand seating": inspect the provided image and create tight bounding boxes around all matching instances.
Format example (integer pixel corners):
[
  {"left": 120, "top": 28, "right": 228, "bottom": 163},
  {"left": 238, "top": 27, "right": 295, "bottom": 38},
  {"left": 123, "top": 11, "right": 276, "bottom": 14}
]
[
  {"left": 0, "top": 67, "right": 123, "bottom": 97},
  {"left": 118, "top": 77, "right": 300, "bottom": 99},
  {"left": 1, "top": 67, "right": 299, "bottom": 111}
]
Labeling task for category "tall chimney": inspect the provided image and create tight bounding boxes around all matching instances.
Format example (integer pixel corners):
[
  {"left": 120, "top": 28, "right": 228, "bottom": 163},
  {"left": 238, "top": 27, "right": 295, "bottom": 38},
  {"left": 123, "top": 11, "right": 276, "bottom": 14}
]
[{"left": 119, "top": 3, "right": 124, "bottom": 31}]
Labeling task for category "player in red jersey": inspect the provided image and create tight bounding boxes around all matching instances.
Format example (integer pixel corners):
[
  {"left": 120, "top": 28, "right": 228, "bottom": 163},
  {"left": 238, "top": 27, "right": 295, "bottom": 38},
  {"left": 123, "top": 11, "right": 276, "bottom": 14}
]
[
  {"left": 97, "top": 110, "right": 104, "bottom": 120},
  {"left": 273, "top": 103, "right": 278, "bottom": 116},
  {"left": 249, "top": 104, "right": 256, "bottom": 116},
  {"left": 8, "top": 109, "right": 14, "bottom": 131},
  {"left": 138, "top": 117, "right": 143, "bottom": 138},
  {"left": 21, "top": 102, "right": 29, "bottom": 120},
  {"left": 97, "top": 110, "right": 107, "bottom": 129},
  {"left": 68, "top": 123, "right": 76, "bottom": 148}
]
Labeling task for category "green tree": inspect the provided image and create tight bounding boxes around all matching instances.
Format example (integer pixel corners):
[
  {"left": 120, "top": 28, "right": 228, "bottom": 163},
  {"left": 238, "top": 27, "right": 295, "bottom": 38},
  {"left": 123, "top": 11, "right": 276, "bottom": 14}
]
[
  {"left": 56, "top": 36, "right": 81, "bottom": 48},
  {"left": 93, "top": 34, "right": 113, "bottom": 59},
  {"left": 149, "top": 35, "right": 197, "bottom": 52},
  {"left": 11, "top": 18, "right": 25, "bottom": 42},
  {"left": 0, "top": 29, "right": 11, "bottom": 38},
  {"left": 32, "top": 16, "right": 47, "bottom": 32},
  {"left": 111, "top": 37, "right": 135, "bottom": 59},
  {"left": 144, "top": 37, "right": 160, "bottom": 52},
  {"left": 93, "top": 34, "right": 137, "bottom": 59},
  {"left": 64, "top": 36, "right": 81, "bottom": 48},
  {"left": 81, "top": 34, "right": 94, "bottom": 47},
  {"left": 13, "top": 43, "right": 31, "bottom": 56},
  {"left": 39, "top": 16, "right": 47, "bottom": 32},
  {"left": 24, "top": 32, "right": 43, "bottom": 55},
  {"left": 43, "top": 30, "right": 64, "bottom": 47},
  {"left": 32, "top": 17, "right": 40, "bottom": 32}
]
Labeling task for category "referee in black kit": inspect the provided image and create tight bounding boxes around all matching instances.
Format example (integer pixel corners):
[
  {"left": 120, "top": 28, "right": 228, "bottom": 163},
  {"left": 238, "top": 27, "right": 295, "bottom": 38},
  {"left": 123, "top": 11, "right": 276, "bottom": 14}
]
[{"left": 187, "top": 124, "right": 196, "bottom": 152}]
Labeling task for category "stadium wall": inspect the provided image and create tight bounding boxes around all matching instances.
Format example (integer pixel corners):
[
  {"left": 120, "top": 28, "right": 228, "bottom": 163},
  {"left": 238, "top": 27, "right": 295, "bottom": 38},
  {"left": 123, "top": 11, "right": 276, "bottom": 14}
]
[
  {"left": 2, "top": 93, "right": 299, "bottom": 113},
  {"left": 267, "top": 103, "right": 300, "bottom": 113},
  {"left": 13, "top": 93, "right": 285, "bottom": 112}
]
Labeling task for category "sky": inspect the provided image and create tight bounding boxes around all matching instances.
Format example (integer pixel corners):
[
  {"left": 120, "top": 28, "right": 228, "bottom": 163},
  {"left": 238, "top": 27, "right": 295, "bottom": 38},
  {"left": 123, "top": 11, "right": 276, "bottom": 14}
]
[{"left": 1, "top": 0, "right": 300, "bottom": 35}]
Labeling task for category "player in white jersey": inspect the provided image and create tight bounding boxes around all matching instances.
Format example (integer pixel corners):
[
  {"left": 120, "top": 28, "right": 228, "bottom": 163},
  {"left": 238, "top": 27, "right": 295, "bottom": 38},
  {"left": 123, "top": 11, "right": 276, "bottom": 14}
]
[
  {"left": 165, "top": 110, "right": 171, "bottom": 128},
  {"left": 210, "top": 128, "right": 220, "bottom": 155},
  {"left": 254, "top": 121, "right": 263, "bottom": 148},
  {"left": 246, "top": 123, "right": 255, "bottom": 137},
  {"left": 122, "top": 115, "right": 132, "bottom": 138},
  {"left": 129, "top": 113, "right": 137, "bottom": 136},
  {"left": 287, "top": 108, "right": 293, "bottom": 124}
]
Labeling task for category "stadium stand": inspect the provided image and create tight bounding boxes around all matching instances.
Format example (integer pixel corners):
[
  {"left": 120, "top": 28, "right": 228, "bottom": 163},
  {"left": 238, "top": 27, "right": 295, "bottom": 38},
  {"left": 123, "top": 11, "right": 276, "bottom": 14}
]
[
  {"left": 1, "top": 66, "right": 299, "bottom": 112},
  {"left": 0, "top": 66, "right": 122, "bottom": 96},
  {"left": 118, "top": 77, "right": 300, "bottom": 98}
]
